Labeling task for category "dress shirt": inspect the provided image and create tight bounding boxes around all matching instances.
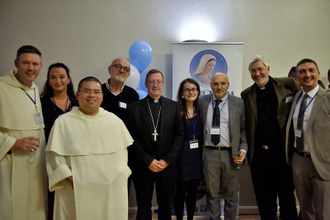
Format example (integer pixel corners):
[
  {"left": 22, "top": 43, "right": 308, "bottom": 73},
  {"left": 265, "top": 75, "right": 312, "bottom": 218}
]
[
  {"left": 106, "top": 78, "right": 125, "bottom": 96},
  {"left": 205, "top": 93, "right": 230, "bottom": 147},
  {"left": 293, "top": 85, "right": 319, "bottom": 152}
]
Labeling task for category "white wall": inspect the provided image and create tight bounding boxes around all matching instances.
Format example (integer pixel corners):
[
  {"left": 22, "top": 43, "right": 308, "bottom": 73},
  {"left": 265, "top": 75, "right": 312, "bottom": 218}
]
[{"left": 1, "top": 0, "right": 330, "bottom": 97}]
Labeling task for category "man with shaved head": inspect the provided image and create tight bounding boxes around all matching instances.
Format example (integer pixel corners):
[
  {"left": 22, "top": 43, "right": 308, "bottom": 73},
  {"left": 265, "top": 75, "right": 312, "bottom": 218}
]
[
  {"left": 101, "top": 57, "right": 139, "bottom": 123},
  {"left": 199, "top": 72, "right": 247, "bottom": 219}
]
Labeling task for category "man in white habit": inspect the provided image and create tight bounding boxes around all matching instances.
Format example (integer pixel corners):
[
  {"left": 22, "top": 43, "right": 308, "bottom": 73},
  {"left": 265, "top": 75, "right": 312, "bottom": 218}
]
[
  {"left": 0, "top": 45, "right": 47, "bottom": 220},
  {"left": 46, "top": 76, "right": 133, "bottom": 220}
]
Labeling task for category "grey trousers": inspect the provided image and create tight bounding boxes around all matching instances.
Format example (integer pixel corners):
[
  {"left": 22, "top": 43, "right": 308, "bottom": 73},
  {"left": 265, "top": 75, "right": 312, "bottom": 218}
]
[
  {"left": 292, "top": 153, "right": 330, "bottom": 220},
  {"left": 203, "top": 148, "right": 239, "bottom": 220}
]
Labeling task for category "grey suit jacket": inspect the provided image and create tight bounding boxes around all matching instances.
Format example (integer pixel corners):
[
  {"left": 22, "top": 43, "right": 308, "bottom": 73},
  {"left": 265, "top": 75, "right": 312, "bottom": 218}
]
[
  {"left": 285, "top": 87, "right": 330, "bottom": 180},
  {"left": 241, "top": 76, "right": 300, "bottom": 163},
  {"left": 199, "top": 94, "right": 248, "bottom": 157}
]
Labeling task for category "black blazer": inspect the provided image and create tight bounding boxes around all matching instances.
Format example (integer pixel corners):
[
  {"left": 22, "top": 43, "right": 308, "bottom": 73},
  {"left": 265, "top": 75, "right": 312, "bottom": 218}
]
[{"left": 127, "top": 96, "right": 184, "bottom": 181}]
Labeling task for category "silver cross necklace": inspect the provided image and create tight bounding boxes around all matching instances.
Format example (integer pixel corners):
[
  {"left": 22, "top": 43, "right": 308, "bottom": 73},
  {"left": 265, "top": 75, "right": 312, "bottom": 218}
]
[{"left": 146, "top": 98, "right": 161, "bottom": 141}]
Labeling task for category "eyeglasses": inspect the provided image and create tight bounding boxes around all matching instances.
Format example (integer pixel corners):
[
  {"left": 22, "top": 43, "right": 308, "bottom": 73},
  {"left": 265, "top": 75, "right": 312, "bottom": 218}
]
[
  {"left": 146, "top": 80, "right": 164, "bottom": 85},
  {"left": 183, "top": 88, "right": 198, "bottom": 93},
  {"left": 111, "top": 64, "right": 130, "bottom": 73}
]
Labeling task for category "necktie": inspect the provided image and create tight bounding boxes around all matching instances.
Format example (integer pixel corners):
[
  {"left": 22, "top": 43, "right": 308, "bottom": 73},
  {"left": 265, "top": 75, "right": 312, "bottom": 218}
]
[
  {"left": 211, "top": 99, "right": 222, "bottom": 146},
  {"left": 296, "top": 94, "right": 308, "bottom": 152}
]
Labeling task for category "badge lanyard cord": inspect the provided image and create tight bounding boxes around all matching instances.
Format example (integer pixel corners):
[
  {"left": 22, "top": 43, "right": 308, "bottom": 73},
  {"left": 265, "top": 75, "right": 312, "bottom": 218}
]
[{"left": 21, "top": 88, "right": 38, "bottom": 113}]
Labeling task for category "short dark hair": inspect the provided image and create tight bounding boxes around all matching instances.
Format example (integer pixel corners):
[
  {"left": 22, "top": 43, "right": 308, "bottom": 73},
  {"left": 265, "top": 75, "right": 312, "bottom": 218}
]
[
  {"left": 16, "top": 45, "right": 41, "bottom": 60},
  {"left": 78, "top": 76, "right": 102, "bottom": 91},
  {"left": 296, "top": 58, "right": 319, "bottom": 72},
  {"left": 288, "top": 66, "right": 296, "bottom": 77},
  {"left": 328, "top": 69, "right": 330, "bottom": 78},
  {"left": 40, "top": 63, "right": 75, "bottom": 99},
  {"left": 145, "top": 69, "right": 164, "bottom": 82}
]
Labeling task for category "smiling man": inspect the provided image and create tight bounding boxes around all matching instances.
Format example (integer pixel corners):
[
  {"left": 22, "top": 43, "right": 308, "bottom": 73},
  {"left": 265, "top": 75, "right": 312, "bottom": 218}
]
[
  {"left": 101, "top": 58, "right": 139, "bottom": 123},
  {"left": 127, "top": 69, "right": 184, "bottom": 220},
  {"left": 46, "top": 76, "right": 133, "bottom": 220},
  {"left": 199, "top": 72, "right": 247, "bottom": 220},
  {"left": 0, "top": 45, "right": 47, "bottom": 220},
  {"left": 241, "top": 55, "right": 300, "bottom": 220},
  {"left": 285, "top": 58, "right": 330, "bottom": 219}
]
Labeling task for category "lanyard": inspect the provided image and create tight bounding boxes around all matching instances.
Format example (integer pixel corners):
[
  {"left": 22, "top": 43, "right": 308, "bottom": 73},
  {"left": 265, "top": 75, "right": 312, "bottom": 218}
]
[
  {"left": 51, "top": 96, "right": 69, "bottom": 112},
  {"left": 298, "top": 92, "right": 317, "bottom": 119},
  {"left": 212, "top": 96, "right": 229, "bottom": 115},
  {"left": 21, "top": 88, "right": 38, "bottom": 113},
  {"left": 187, "top": 108, "right": 197, "bottom": 139}
]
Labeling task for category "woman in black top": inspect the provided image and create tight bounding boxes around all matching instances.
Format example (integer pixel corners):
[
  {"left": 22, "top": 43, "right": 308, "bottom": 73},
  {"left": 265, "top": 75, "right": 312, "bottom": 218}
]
[
  {"left": 40, "top": 62, "right": 78, "bottom": 220},
  {"left": 175, "top": 78, "right": 203, "bottom": 220},
  {"left": 41, "top": 63, "right": 78, "bottom": 141}
]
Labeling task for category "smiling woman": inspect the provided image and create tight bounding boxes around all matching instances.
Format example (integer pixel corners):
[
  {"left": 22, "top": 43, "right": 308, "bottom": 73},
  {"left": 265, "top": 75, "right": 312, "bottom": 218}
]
[
  {"left": 40, "top": 62, "right": 78, "bottom": 220},
  {"left": 175, "top": 78, "right": 203, "bottom": 220},
  {"left": 40, "top": 63, "right": 78, "bottom": 141}
]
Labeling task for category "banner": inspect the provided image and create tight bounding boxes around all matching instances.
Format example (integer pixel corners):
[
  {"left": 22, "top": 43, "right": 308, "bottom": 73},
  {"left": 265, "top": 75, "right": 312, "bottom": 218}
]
[{"left": 172, "top": 42, "right": 244, "bottom": 99}]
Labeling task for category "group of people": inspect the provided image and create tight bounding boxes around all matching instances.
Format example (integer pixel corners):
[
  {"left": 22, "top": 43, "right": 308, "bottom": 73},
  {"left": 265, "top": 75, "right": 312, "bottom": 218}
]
[{"left": 0, "top": 45, "right": 329, "bottom": 220}]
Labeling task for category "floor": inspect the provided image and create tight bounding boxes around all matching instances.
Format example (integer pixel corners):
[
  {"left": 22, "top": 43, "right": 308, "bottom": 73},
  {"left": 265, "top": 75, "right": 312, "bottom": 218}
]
[{"left": 128, "top": 214, "right": 261, "bottom": 219}]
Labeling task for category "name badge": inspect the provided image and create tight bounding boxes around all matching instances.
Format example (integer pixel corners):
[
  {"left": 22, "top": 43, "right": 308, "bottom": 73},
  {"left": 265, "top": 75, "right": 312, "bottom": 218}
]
[
  {"left": 285, "top": 96, "right": 293, "bottom": 103},
  {"left": 189, "top": 140, "right": 199, "bottom": 149},
  {"left": 295, "top": 129, "right": 302, "bottom": 138},
  {"left": 34, "top": 112, "right": 42, "bottom": 125},
  {"left": 119, "top": 101, "right": 127, "bottom": 109},
  {"left": 211, "top": 128, "right": 220, "bottom": 135}
]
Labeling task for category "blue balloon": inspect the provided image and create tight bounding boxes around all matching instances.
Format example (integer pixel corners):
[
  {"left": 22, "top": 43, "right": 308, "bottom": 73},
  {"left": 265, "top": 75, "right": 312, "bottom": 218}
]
[
  {"left": 129, "top": 40, "right": 153, "bottom": 73},
  {"left": 139, "top": 70, "right": 148, "bottom": 92},
  {"left": 136, "top": 89, "right": 148, "bottom": 100}
]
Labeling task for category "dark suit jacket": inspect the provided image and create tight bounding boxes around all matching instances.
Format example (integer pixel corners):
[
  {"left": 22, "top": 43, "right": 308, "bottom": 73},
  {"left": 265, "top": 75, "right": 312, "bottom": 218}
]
[
  {"left": 285, "top": 87, "right": 330, "bottom": 180},
  {"left": 127, "top": 96, "right": 184, "bottom": 182},
  {"left": 241, "top": 77, "right": 300, "bottom": 163},
  {"left": 199, "top": 94, "right": 248, "bottom": 157}
]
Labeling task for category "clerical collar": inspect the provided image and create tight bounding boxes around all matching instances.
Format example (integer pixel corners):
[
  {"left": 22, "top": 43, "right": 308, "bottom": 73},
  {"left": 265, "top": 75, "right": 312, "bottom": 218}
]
[
  {"left": 147, "top": 95, "right": 162, "bottom": 103},
  {"left": 257, "top": 77, "right": 272, "bottom": 91},
  {"left": 106, "top": 78, "right": 125, "bottom": 96}
]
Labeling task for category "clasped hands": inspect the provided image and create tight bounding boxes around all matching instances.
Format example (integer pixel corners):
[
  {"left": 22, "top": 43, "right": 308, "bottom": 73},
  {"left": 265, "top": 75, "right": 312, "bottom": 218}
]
[{"left": 148, "top": 159, "right": 168, "bottom": 173}]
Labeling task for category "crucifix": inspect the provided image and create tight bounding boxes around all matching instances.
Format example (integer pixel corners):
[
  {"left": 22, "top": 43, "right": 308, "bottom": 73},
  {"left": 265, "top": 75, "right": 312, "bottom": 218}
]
[
  {"left": 147, "top": 98, "right": 161, "bottom": 142},
  {"left": 152, "top": 129, "right": 158, "bottom": 141}
]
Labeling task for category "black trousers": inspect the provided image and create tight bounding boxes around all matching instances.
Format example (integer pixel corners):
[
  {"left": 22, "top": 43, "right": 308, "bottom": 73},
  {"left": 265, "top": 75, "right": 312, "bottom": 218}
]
[
  {"left": 134, "top": 174, "right": 176, "bottom": 220},
  {"left": 250, "top": 147, "right": 297, "bottom": 220},
  {"left": 174, "top": 179, "right": 200, "bottom": 220}
]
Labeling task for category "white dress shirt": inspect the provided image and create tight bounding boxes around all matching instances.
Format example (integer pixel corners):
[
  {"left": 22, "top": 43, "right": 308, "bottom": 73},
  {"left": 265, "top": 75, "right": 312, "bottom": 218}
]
[{"left": 293, "top": 85, "right": 319, "bottom": 152}]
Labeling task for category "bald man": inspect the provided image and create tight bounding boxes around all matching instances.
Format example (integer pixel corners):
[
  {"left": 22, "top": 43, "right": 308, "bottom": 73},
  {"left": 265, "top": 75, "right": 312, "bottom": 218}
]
[
  {"left": 101, "top": 58, "right": 139, "bottom": 124},
  {"left": 199, "top": 73, "right": 247, "bottom": 220}
]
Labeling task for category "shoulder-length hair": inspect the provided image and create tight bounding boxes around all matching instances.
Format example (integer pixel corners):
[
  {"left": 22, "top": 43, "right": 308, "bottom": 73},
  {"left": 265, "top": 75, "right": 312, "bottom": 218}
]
[
  {"left": 176, "top": 78, "right": 201, "bottom": 122},
  {"left": 40, "top": 63, "right": 75, "bottom": 99}
]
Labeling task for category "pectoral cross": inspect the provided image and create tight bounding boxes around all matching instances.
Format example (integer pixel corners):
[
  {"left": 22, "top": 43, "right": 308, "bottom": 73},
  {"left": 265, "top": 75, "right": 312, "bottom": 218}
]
[{"left": 152, "top": 129, "right": 158, "bottom": 141}]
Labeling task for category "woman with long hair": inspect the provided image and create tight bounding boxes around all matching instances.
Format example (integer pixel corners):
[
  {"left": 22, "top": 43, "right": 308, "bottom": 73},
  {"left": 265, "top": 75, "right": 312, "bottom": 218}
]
[
  {"left": 175, "top": 78, "right": 203, "bottom": 220},
  {"left": 40, "top": 63, "right": 78, "bottom": 141},
  {"left": 40, "top": 62, "right": 78, "bottom": 220}
]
